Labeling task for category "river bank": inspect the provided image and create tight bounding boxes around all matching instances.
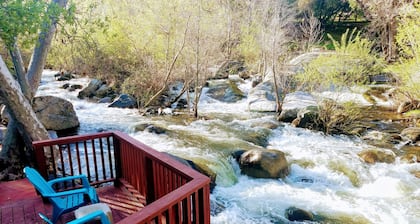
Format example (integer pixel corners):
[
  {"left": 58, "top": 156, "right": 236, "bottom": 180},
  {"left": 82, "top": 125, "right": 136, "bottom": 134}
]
[{"left": 31, "top": 70, "right": 420, "bottom": 223}]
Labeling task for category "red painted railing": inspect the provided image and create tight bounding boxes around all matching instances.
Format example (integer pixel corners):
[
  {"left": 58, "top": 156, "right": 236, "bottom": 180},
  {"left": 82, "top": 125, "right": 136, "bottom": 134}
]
[{"left": 32, "top": 131, "right": 210, "bottom": 224}]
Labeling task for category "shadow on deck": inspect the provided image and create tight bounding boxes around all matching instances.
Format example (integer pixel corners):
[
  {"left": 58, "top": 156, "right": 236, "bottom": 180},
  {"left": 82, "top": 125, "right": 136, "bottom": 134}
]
[{"left": 0, "top": 179, "right": 145, "bottom": 224}]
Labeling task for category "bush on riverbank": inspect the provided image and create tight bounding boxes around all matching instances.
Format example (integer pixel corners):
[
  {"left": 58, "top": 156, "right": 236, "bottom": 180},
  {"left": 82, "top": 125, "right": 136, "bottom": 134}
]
[{"left": 296, "top": 29, "right": 385, "bottom": 91}]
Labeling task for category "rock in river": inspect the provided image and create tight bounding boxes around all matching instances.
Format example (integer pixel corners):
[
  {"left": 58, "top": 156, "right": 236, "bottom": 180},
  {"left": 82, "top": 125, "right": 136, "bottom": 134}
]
[
  {"left": 33, "top": 96, "right": 79, "bottom": 131},
  {"left": 108, "top": 94, "right": 138, "bottom": 109},
  {"left": 235, "top": 149, "right": 289, "bottom": 179},
  {"left": 358, "top": 148, "right": 396, "bottom": 164}
]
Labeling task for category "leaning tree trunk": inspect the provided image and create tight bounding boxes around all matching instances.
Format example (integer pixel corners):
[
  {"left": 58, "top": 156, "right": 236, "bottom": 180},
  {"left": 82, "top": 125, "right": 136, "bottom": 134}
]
[
  {"left": 0, "top": 56, "right": 51, "bottom": 179},
  {"left": 1, "top": 0, "right": 68, "bottom": 162},
  {"left": 27, "top": 0, "right": 69, "bottom": 94},
  {"left": 0, "top": 56, "right": 50, "bottom": 144}
]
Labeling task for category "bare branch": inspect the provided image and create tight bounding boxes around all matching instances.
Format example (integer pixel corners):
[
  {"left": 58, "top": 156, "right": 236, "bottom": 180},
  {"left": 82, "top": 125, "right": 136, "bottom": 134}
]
[
  {"left": 9, "top": 40, "right": 32, "bottom": 100},
  {"left": 143, "top": 18, "right": 190, "bottom": 108}
]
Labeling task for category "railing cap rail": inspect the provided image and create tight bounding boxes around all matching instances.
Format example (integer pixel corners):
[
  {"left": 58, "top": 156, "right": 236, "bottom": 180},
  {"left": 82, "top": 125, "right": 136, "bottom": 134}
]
[
  {"left": 112, "top": 131, "right": 208, "bottom": 180},
  {"left": 33, "top": 132, "right": 114, "bottom": 147},
  {"left": 118, "top": 177, "right": 210, "bottom": 223}
]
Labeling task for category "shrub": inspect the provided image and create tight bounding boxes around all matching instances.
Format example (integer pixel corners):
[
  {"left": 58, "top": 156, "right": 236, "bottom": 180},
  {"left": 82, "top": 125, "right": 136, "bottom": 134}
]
[
  {"left": 297, "top": 28, "right": 385, "bottom": 91},
  {"left": 316, "top": 100, "right": 364, "bottom": 135},
  {"left": 387, "top": 4, "right": 420, "bottom": 101}
]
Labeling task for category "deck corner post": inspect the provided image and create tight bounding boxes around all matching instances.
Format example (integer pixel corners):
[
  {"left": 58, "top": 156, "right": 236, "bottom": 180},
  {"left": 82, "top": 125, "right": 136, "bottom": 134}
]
[
  {"left": 112, "top": 132, "right": 123, "bottom": 185},
  {"left": 33, "top": 144, "right": 48, "bottom": 179}
]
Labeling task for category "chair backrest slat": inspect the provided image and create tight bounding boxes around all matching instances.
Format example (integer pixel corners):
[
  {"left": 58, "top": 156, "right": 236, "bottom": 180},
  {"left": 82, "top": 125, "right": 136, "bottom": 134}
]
[{"left": 24, "top": 167, "right": 56, "bottom": 195}]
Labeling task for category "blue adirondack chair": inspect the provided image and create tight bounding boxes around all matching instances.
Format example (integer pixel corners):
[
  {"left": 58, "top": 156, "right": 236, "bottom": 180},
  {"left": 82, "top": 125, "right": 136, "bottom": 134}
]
[
  {"left": 39, "top": 210, "right": 111, "bottom": 224},
  {"left": 24, "top": 167, "right": 99, "bottom": 224}
]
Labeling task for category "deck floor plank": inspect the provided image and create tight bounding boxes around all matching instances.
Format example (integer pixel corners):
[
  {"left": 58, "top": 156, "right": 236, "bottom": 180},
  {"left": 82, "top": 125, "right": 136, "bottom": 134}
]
[{"left": 0, "top": 179, "right": 145, "bottom": 224}]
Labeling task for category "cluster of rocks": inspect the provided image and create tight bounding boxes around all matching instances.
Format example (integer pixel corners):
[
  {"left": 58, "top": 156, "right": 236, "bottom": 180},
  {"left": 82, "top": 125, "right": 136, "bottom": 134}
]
[
  {"left": 277, "top": 89, "right": 420, "bottom": 164},
  {"left": 56, "top": 73, "right": 140, "bottom": 109},
  {"left": 116, "top": 57, "right": 419, "bottom": 183}
]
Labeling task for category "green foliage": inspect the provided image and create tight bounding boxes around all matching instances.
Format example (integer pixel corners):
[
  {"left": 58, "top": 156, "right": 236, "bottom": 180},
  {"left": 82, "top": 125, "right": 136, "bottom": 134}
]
[
  {"left": 238, "top": 24, "right": 261, "bottom": 69},
  {"left": 0, "top": 0, "right": 46, "bottom": 47},
  {"left": 387, "top": 60, "right": 420, "bottom": 99},
  {"left": 47, "top": 0, "right": 298, "bottom": 106},
  {"left": 316, "top": 99, "right": 363, "bottom": 135},
  {"left": 396, "top": 3, "right": 420, "bottom": 59},
  {"left": 0, "top": 0, "right": 69, "bottom": 48},
  {"left": 296, "top": 0, "right": 351, "bottom": 25},
  {"left": 47, "top": 1, "right": 110, "bottom": 71},
  {"left": 297, "top": 28, "right": 385, "bottom": 91},
  {"left": 387, "top": 3, "right": 420, "bottom": 99},
  {"left": 120, "top": 68, "right": 163, "bottom": 107}
]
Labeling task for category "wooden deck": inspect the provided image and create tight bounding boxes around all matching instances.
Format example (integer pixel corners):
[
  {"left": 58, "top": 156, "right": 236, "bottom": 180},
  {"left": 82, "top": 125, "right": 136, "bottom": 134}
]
[
  {"left": 1, "top": 131, "right": 211, "bottom": 223},
  {"left": 0, "top": 179, "right": 145, "bottom": 224}
]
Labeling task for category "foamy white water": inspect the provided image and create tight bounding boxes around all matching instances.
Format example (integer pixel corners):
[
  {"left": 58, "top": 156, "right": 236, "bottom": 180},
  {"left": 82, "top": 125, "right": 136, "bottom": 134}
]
[{"left": 37, "top": 71, "right": 420, "bottom": 224}]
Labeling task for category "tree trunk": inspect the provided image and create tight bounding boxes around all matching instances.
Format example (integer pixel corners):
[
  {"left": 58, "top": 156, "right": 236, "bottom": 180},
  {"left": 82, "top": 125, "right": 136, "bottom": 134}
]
[
  {"left": 27, "top": 0, "right": 69, "bottom": 96},
  {"left": 0, "top": 0, "right": 68, "bottom": 173},
  {"left": 9, "top": 40, "right": 31, "bottom": 100},
  {"left": 0, "top": 56, "right": 50, "bottom": 143}
]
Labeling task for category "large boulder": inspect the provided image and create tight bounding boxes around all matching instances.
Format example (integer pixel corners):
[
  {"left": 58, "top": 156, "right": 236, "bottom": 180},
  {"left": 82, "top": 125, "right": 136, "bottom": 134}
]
[
  {"left": 33, "top": 96, "right": 79, "bottom": 131},
  {"left": 358, "top": 148, "right": 396, "bottom": 164},
  {"left": 158, "top": 81, "right": 186, "bottom": 108},
  {"left": 108, "top": 94, "right": 138, "bottom": 108},
  {"left": 399, "top": 145, "right": 420, "bottom": 163},
  {"left": 206, "top": 79, "right": 245, "bottom": 103},
  {"left": 234, "top": 149, "right": 289, "bottom": 179},
  {"left": 95, "top": 84, "right": 113, "bottom": 98},
  {"left": 400, "top": 127, "right": 420, "bottom": 143},
  {"left": 285, "top": 207, "right": 314, "bottom": 222},
  {"left": 278, "top": 91, "right": 318, "bottom": 122},
  {"left": 77, "top": 79, "right": 103, "bottom": 99},
  {"left": 133, "top": 123, "right": 167, "bottom": 134},
  {"left": 291, "top": 106, "right": 319, "bottom": 129},
  {"left": 247, "top": 81, "right": 280, "bottom": 112},
  {"left": 213, "top": 60, "right": 245, "bottom": 79}
]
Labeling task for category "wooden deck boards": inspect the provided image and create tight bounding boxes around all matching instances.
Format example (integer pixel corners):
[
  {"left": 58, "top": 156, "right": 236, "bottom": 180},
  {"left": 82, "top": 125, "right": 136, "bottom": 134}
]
[{"left": 0, "top": 179, "right": 144, "bottom": 224}]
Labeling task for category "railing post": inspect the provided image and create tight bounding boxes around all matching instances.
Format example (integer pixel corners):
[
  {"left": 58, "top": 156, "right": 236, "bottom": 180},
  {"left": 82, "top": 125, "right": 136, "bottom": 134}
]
[
  {"left": 201, "top": 184, "right": 211, "bottom": 224},
  {"left": 113, "top": 134, "right": 122, "bottom": 184},
  {"left": 145, "top": 158, "right": 155, "bottom": 204},
  {"left": 33, "top": 145, "right": 48, "bottom": 179}
]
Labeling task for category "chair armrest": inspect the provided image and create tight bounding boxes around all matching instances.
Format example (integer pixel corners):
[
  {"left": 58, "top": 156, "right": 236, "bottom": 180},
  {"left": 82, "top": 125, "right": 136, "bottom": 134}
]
[
  {"left": 47, "top": 175, "right": 91, "bottom": 188},
  {"left": 43, "top": 188, "right": 88, "bottom": 198},
  {"left": 67, "top": 210, "right": 111, "bottom": 224}
]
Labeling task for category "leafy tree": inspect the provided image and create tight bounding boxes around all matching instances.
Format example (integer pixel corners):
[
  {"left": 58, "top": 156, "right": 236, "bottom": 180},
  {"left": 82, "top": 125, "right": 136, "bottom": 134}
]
[
  {"left": 0, "top": 0, "right": 70, "bottom": 179},
  {"left": 297, "top": 29, "right": 385, "bottom": 91},
  {"left": 296, "top": 0, "right": 351, "bottom": 26},
  {"left": 395, "top": 2, "right": 420, "bottom": 61},
  {"left": 352, "top": 0, "right": 415, "bottom": 60},
  {"left": 47, "top": 0, "right": 299, "bottom": 116},
  {"left": 387, "top": 2, "right": 420, "bottom": 101}
]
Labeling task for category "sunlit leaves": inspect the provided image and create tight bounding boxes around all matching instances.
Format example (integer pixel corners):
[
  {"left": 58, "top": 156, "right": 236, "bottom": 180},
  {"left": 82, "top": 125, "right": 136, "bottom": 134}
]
[
  {"left": 0, "top": 0, "right": 48, "bottom": 47},
  {"left": 297, "top": 29, "right": 385, "bottom": 91},
  {"left": 0, "top": 0, "right": 71, "bottom": 48},
  {"left": 396, "top": 3, "right": 420, "bottom": 60},
  {"left": 387, "top": 3, "right": 420, "bottom": 99}
]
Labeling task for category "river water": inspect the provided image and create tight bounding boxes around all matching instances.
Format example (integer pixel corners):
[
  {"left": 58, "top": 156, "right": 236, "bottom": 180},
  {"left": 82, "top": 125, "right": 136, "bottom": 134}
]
[{"left": 37, "top": 70, "right": 420, "bottom": 224}]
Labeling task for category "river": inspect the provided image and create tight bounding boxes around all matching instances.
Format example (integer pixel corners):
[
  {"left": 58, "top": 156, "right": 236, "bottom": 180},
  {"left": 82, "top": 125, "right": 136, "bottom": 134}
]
[{"left": 37, "top": 70, "right": 420, "bottom": 224}]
